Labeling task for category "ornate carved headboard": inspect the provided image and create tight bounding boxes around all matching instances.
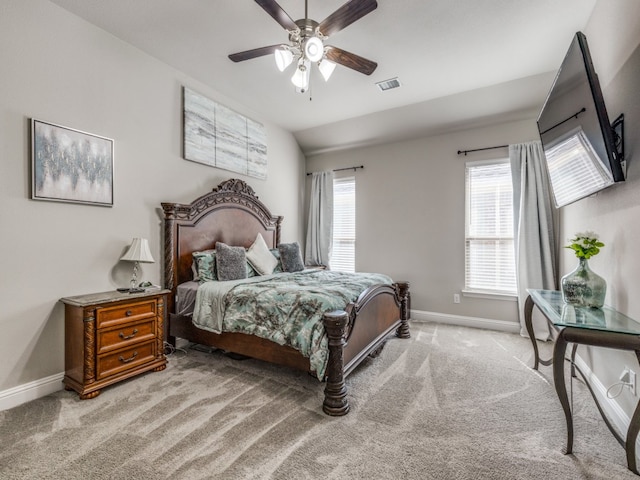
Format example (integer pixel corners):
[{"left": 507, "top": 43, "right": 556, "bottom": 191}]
[{"left": 161, "top": 179, "right": 283, "bottom": 308}]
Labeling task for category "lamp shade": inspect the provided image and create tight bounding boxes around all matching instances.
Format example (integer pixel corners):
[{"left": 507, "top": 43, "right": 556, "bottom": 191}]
[
  {"left": 120, "top": 238, "right": 155, "bottom": 263},
  {"left": 304, "top": 37, "right": 323, "bottom": 63},
  {"left": 318, "top": 59, "right": 337, "bottom": 81},
  {"left": 274, "top": 48, "right": 294, "bottom": 72},
  {"left": 291, "top": 59, "right": 310, "bottom": 91}
]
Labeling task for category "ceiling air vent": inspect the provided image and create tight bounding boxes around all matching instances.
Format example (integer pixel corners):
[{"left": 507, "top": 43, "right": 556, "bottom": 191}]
[{"left": 376, "top": 77, "right": 401, "bottom": 92}]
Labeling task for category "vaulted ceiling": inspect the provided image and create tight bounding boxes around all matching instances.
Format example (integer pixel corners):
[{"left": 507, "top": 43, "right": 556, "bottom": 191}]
[{"left": 49, "top": 0, "right": 598, "bottom": 155}]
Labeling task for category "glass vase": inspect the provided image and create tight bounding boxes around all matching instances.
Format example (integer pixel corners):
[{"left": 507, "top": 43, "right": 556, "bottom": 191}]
[{"left": 561, "top": 257, "right": 606, "bottom": 308}]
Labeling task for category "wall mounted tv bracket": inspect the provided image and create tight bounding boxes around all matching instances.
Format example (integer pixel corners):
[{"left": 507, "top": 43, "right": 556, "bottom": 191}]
[{"left": 612, "top": 113, "right": 625, "bottom": 178}]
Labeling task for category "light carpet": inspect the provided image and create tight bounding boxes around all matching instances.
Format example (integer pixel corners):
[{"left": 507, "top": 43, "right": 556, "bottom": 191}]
[{"left": 0, "top": 322, "right": 636, "bottom": 479}]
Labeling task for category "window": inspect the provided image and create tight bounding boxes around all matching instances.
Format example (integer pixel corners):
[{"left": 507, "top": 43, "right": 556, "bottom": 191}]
[
  {"left": 465, "top": 161, "right": 516, "bottom": 295},
  {"left": 330, "top": 177, "right": 355, "bottom": 272}
]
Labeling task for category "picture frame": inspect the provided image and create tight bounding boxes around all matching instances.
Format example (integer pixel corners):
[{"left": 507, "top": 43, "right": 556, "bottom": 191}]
[{"left": 31, "top": 119, "right": 114, "bottom": 206}]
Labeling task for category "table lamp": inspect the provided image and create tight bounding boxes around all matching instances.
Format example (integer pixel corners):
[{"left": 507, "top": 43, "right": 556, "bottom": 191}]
[{"left": 120, "top": 237, "right": 154, "bottom": 293}]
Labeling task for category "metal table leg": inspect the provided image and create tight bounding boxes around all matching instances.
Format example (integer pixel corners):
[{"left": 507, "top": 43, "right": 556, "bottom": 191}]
[
  {"left": 524, "top": 294, "right": 553, "bottom": 369},
  {"left": 626, "top": 351, "right": 640, "bottom": 474},
  {"left": 553, "top": 329, "right": 573, "bottom": 454}
]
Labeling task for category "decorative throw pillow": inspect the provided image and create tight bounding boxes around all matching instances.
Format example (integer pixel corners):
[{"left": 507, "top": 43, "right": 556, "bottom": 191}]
[
  {"left": 246, "top": 233, "right": 278, "bottom": 275},
  {"left": 192, "top": 261, "right": 199, "bottom": 281},
  {"left": 278, "top": 242, "right": 305, "bottom": 272},
  {"left": 270, "top": 249, "right": 284, "bottom": 273},
  {"left": 246, "top": 262, "right": 258, "bottom": 278},
  {"left": 216, "top": 242, "right": 248, "bottom": 281},
  {"left": 192, "top": 250, "right": 217, "bottom": 283}
]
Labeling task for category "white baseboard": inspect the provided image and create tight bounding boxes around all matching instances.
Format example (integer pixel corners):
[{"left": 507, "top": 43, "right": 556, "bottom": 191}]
[
  {"left": 410, "top": 309, "right": 520, "bottom": 334},
  {"left": 573, "top": 355, "right": 633, "bottom": 447},
  {"left": 0, "top": 372, "right": 64, "bottom": 412}
]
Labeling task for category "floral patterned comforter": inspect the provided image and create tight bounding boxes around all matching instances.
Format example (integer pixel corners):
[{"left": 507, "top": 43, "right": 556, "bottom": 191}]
[{"left": 192, "top": 270, "right": 393, "bottom": 379}]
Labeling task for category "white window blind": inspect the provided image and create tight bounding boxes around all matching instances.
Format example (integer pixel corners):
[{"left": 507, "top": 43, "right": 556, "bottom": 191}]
[
  {"left": 465, "top": 161, "right": 516, "bottom": 294},
  {"left": 330, "top": 177, "right": 355, "bottom": 272}
]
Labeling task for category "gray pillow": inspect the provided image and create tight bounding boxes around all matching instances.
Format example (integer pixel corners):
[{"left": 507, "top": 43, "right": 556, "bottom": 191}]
[
  {"left": 278, "top": 242, "right": 305, "bottom": 272},
  {"left": 216, "top": 242, "right": 247, "bottom": 281}
]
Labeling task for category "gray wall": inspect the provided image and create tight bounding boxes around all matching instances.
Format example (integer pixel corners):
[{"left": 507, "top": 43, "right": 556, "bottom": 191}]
[
  {"left": 0, "top": 1, "right": 305, "bottom": 393},
  {"left": 307, "top": 118, "right": 540, "bottom": 325},
  {"left": 565, "top": 0, "right": 640, "bottom": 416}
]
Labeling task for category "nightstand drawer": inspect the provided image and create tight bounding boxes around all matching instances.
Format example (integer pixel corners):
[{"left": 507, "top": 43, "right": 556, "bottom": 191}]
[
  {"left": 97, "top": 318, "right": 156, "bottom": 354},
  {"left": 96, "top": 340, "right": 156, "bottom": 380},
  {"left": 96, "top": 299, "right": 157, "bottom": 329},
  {"left": 61, "top": 289, "right": 169, "bottom": 399}
]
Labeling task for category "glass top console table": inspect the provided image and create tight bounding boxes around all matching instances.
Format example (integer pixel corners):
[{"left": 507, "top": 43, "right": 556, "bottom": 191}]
[{"left": 525, "top": 289, "right": 640, "bottom": 475}]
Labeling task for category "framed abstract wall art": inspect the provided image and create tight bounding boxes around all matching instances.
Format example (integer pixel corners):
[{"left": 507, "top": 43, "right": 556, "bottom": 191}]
[
  {"left": 183, "top": 87, "right": 267, "bottom": 180},
  {"left": 31, "top": 119, "right": 114, "bottom": 206}
]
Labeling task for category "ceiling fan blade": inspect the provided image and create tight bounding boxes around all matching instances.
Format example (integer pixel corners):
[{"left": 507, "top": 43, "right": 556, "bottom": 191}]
[
  {"left": 325, "top": 46, "right": 377, "bottom": 75},
  {"left": 229, "top": 45, "right": 282, "bottom": 63},
  {"left": 318, "top": 0, "right": 377, "bottom": 38},
  {"left": 255, "top": 0, "right": 298, "bottom": 31}
]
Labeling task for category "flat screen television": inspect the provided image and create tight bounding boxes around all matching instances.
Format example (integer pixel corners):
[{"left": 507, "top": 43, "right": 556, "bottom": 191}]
[{"left": 537, "top": 31, "right": 624, "bottom": 208}]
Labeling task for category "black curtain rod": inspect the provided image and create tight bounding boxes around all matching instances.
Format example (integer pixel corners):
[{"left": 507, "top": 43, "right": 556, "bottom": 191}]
[
  {"left": 306, "top": 165, "right": 364, "bottom": 176},
  {"left": 539, "top": 107, "right": 586, "bottom": 135},
  {"left": 457, "top": 145, "right": 508, "bottom": 156}
]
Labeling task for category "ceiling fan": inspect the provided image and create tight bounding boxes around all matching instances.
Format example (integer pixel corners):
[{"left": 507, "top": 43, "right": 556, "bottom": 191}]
[{"left": 228, "top": 0, "right": 378, "bottom": 92}]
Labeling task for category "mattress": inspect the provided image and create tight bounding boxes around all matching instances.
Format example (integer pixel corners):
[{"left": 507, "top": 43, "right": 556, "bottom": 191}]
[{"left": 175, "top": 280, "right": 199, "bottom": 316}]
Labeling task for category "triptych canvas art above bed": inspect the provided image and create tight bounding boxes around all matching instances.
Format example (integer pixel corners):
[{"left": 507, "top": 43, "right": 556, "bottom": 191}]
[{"left": 183, "top": 87, "right": 268, "bottom": 180}]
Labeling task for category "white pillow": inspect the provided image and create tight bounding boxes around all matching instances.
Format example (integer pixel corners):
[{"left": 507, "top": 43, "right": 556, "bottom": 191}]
[{"left": 246, "top": 233, "right": 278, "bottom": 275}]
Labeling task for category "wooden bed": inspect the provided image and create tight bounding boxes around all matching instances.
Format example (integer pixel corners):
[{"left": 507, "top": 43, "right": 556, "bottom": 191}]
[{"left": 161, "top": 178, "right": 410, "bottom": 415}]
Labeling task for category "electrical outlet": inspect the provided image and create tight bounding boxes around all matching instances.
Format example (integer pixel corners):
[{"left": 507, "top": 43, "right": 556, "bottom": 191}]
[
  {"left": 453, "top": 293, "right": 460, "bottom": 304},
  {"left": 620, "top": 367, "right": 637, "bottom": 395},
  {"left": 629, "top": 368, "right": 637, "bottom": 396}
]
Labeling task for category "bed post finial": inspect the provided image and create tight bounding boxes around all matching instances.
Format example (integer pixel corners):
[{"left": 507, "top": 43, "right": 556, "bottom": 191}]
[{"left": 323, "top": 310, "right": 350, "bottom": 416}]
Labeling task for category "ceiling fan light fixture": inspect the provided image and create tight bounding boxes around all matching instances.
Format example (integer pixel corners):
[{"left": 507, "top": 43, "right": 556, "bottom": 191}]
[
  {"left": 291, "top": 59, "right": 310, "bottom": 91},
  {"left": 229, "top": 0, "right": 380, "bottom": 93},
  {"left": 318, "top": 59, "right": 336, "bottom": 81},
  {"left": 274, "top": 48, "right": 294, "bottom": 72},
  {"left": 304, "top": 36, "right": 324, "bottom": 63}
]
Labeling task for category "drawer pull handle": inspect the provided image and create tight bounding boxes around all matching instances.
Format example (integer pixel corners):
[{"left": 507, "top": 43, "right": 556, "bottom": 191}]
[
  {"left": 125, "top": 310, "right": 133, "bottom": 316},
  {"left": 118, "top": 351, "right": 138, "bottom": 364},
  {"left": 119, "top": 329, "right": 138, "bottom": 340}
]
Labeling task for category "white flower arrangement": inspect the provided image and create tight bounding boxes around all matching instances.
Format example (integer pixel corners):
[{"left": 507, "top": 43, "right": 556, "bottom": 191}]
[{"left": 565, "top": 231, "right": 604, "bottom": 259}]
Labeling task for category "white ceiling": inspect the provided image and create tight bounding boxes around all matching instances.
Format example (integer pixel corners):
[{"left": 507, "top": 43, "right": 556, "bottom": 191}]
[{"left": 48, "top": 0, "right": 598, "bottom": 155}]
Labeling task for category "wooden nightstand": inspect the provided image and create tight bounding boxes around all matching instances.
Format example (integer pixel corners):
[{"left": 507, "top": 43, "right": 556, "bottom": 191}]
[{"left": 60, "top": 289, "right": 169, "bottom": 399}]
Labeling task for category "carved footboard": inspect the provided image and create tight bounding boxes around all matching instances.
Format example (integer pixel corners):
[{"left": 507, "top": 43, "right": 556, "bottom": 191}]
[{"left": 322, "top": 281, "right": 410, "bottom": 416}]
